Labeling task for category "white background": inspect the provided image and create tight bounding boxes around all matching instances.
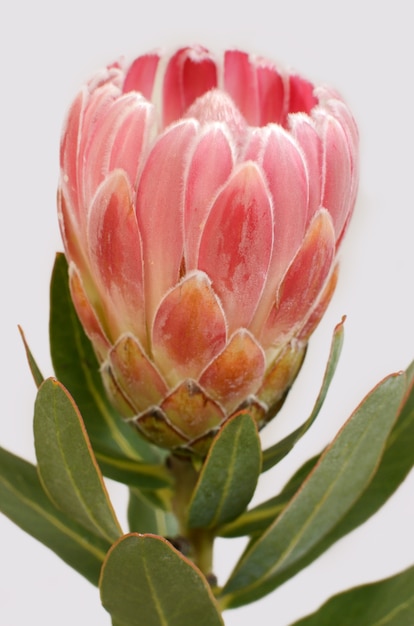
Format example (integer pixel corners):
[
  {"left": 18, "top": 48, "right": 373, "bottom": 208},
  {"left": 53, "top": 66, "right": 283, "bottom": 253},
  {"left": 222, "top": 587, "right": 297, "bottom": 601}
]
[{"left": 1, "top": 1, "right": 413, "bottom": 624}]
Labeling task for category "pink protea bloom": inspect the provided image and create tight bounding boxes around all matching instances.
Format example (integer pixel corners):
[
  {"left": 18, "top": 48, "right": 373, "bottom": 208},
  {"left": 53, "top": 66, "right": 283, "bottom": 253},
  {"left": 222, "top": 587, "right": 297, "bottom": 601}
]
[{"left": 58, "top": 45, "right": 358, "bottom": 455}]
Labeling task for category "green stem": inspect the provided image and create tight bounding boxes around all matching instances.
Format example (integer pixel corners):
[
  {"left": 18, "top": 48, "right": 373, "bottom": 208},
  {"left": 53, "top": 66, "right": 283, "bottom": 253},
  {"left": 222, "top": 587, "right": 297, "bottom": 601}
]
[{"left": 168, "top": 454, "right": 215, "bottom": 578}]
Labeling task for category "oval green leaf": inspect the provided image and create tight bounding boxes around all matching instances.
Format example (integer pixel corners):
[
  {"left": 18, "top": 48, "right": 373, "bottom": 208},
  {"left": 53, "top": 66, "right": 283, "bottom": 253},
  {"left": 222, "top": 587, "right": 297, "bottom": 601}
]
[
  {"left": 187, "top": 413, "right": 261, "bottom": 529},
  {"left": 291, "top": 565, "right": 414, "bottom": 626},
  {"left": 221, "top": 371, "right": 407, "bottom": 607},
  {"left": 0, "top": 446, "right": 109, "bottom": 585},
  {"left": 222, "top": 359, "right": 414, "bottom": 578},
  {"left": 219, "top": 455, "right": 319, "bottom": 538},
  {"left": 262, "top": 318, "right": 344, "bottom": 472},
  {"left": 100, "top": 533, "right": 224, "bottom": 626},
  {"left": 34, "top": 377, "right": 122, "bottom": 543}
]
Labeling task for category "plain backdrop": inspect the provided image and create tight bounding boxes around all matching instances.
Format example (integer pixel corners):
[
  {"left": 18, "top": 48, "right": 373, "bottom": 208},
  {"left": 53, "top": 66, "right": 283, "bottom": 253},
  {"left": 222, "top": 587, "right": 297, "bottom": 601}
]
[{"left": 1, "top": 1, "right": 413, "bottom": 624}]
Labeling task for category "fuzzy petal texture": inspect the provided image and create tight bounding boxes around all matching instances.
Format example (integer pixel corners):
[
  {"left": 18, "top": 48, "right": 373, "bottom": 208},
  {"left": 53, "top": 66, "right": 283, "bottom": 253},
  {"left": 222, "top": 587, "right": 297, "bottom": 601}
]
[
  {"left": 152, "top": 272, "right": 227, "bottom": 384},
  {"left": 108, "top": 334, "right": 168, "bottom": 413},
  {"left": 198, "top": 162, "right": 274, "bottom": 332},
  {"left": 261, "top": 209, "right": 336, "bottom": 347},
  {"left": 58, "top": 45, "right": 358, "bottom": 454},
  {"left": 184, "top": 125, "right": 234, "bottom": 269},
  {"left": 87, "top": 170, "right": 145, "bottom": 345},
  {"left": 135, "top": 120, "right": 198, "bottom": 324},
  {"left": 199, "top": 329, "right": 266, "bottom": 413}
]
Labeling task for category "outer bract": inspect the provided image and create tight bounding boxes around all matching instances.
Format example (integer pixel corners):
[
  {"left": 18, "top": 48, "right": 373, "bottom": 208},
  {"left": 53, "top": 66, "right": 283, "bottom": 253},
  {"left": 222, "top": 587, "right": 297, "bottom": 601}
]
[{"left": 58, "top": 45, "right": 358, "bottom": 455}]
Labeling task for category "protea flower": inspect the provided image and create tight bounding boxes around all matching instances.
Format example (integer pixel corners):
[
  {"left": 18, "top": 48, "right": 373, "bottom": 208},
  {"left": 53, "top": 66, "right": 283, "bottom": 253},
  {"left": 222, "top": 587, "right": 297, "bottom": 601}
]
[{"left": 58, "top": 45, "right": 358, "bottom": 456}]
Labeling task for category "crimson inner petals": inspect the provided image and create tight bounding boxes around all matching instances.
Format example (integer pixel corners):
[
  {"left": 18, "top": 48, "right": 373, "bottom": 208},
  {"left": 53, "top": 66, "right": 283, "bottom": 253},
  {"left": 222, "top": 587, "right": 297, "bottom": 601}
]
[
  {"left": 289, "top": 75, "right": 319, "bottom": 115},
  {"left": 256, "top": 62, "right": 286, "bottom": 125},
  {"left": 224, "top": 50, "right": 289, "bottom": 127},
  {"left": 163, "top": 46, "right": 218, "bottom": 127},
  {"left": 122, "top": 53, "right": 160, "bottom": 99}
]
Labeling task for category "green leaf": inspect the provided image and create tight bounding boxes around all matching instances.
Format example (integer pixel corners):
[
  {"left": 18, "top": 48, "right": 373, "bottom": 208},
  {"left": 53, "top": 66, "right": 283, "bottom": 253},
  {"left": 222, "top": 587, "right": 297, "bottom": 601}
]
[
  {"left": 220, "top": 371, "right": 407, "bottom": 608},
  {"left": 100, "top": 533, "right": 224, "bottom": 626},
  {"left": 18, "top": 325, "right": 44, "bottom": 387},
  {"left": 283, "top": 360, "right": 414, "bottom": 577},
  {"left": 34, "top": 377, "right": 122, "bottom": 543},
  {"left": 223, "top": 360, "right": 414, "bottom": 590},
  {"left": 49, "top": 253, "right": 159, "bottom": 465},
  {"left": 290, "top": 565, "right": 414, "bottom": 626},
  {"left": 219, "top": 455, "right": 319, "bottom": 538},
  {"left": 95, "top": 451, "right": 172, "bottom": 490},
  {"left": 0, "top": 446, "right": 109, "bottom": 585},
  {"left": 128, "top": 488, "right": 178, "bottom": 536},
  {"left": 187, "top": 413, "right": 261, "bottom": 530},
  {"left": 262, "top": 318, "right": 344, "bottom": 472}
]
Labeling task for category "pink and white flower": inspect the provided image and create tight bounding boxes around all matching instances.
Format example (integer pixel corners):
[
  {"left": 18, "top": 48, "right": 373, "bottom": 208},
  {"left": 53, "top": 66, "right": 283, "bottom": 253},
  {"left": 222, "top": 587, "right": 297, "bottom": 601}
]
[{"left": 58, "top": 45, "right": 358, "bottom": 455}]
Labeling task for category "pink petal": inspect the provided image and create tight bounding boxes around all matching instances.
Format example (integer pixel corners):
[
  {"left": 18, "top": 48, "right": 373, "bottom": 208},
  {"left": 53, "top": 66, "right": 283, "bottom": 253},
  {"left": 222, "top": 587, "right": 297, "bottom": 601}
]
[
  {"left": 289, "top": 114, "right": 323, "bottom": 221},
  {"left": 163, "top": 46, "right": 218, "bottom": 127},
  {"left": 87, "top": 170, "right": 145, "bottom": 345},
  {"left": 135, "top": 120, "right": 198, "bottom": 325},
  {"left": 261, "top": 209, "right": 336, "bottom": 347},
  {"left": 152, "top": 271, "right": 227, "bottom": 384},
  {"left": 288, "top": 74, "right": 318, "bottom": 115},
  {"left": 224, "top": 51, "right": 287, "bottom": 126},
  {"left": 160, "top": 380, "right": 224, "bottom": 439},
  {"left": 298, "top": 263, "right": 339, "bottom": 341},
  {"left": 58, "top": 183, "right": 89, "bottom": 276},
  {"left": 224, "top": 50, "right": 259, "bottom": 126},
  {"left": 256, "top": 59, "right": 287, "bottom": 125},
  {"left": 184, "top": 125, "right": 234, "bottom": 270},
  {"left": 197, "top": 162, "right": 274, "bottom": 332},
  {"left": 60, "top": 89, "right": 85, "bottom": 221},
  {"left": 83, "top": 93, "right": 155, "bottom": 204},
  {"left": 315, "top": 111, "right": 353, "bottom": 239},
  {"left": 249, "top": 127, "right": 309, "bottom": 334},
  {"left": 199, "top": 329, "right": 266, "bottom": 413},
  {"left": 184, "top": 90, "right": 248, "bottom": 148},
  {"left": 122, "top": 53, "right": 161, "bottom": 99},
  {"left": 68, "top": 263, "right": 110, "bottom": 362},
  {"left": 108, "top": 334, "right": 168, "bottom": 412},
  {"left": 78, "top": 84, "right": 121, "bottom": 207},
  {"left": 317, "top": 94, "right": 359, "bottom": 244}
]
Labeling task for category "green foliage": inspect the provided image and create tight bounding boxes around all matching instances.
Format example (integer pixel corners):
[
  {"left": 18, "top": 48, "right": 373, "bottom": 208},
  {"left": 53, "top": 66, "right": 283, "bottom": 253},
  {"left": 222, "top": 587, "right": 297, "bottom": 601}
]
[
  {"left": 290, "top": 565, "right": 414, "bottom": 626},
  {"left": 262, "top": 318, "right": 344, "bottom": 472},
  {"left": 50, "top": 254, "right": 157, "bottom": 462},
  {"left": 220, "top": 371, "right": 408, "bottom": 607},
  {"left": 49, "top": 253, "right": 172, "bottom": 490},
  {"left": 34, "top": 378, "right": 122, "bottom": 543},
  {"left": 100, "top": 534, "right": 224, "bottom": 626},
  {"left": 0, "top": 446, "right": 109, "bottom": 585},
  {"left": 188, "top": 413, "right": 261, "bottom": 529}
]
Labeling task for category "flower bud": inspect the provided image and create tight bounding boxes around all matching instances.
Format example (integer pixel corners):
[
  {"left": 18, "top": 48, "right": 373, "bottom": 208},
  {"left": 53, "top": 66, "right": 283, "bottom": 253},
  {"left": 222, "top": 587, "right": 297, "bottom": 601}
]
[{"left": 58, "top": 46, "right": 358, "bottom": 455}]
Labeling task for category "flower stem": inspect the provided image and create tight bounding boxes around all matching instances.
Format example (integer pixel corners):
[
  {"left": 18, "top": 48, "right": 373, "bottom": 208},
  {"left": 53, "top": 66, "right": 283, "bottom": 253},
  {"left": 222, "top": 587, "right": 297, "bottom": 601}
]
[{"left": 168, "top": 454, "right": 215, "bottom": 579}]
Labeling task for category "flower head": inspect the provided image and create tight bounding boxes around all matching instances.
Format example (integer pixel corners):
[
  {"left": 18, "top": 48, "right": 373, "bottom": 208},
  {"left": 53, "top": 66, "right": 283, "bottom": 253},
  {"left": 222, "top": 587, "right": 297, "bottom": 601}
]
[{"left": 58, "top": 45, "right": 358, "bottom": 455}]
